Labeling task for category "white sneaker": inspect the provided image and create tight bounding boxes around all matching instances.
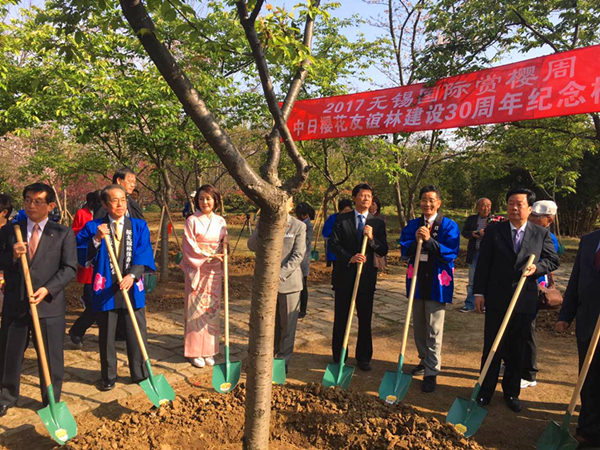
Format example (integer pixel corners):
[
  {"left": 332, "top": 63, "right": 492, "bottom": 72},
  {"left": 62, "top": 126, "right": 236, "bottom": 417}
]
[
  {"left": 521, "top": 379, "right": 537, "bottom": 389},
  {"left": 204, "top": 356, "right": 215, "bottom": 366},
  {"left": 189, "top": 357, "right": 205, "bottom": 368}
]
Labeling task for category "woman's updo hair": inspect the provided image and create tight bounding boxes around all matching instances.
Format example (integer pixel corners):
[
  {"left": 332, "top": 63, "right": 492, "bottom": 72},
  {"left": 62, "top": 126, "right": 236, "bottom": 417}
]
[{"left": 194, "top": 184, "right": 221, "bottom": 212}]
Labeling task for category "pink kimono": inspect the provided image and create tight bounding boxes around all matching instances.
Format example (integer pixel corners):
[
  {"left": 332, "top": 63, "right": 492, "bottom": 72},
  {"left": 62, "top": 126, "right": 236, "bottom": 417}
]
[{"left": 180, "top": 211, "right": 227, "bottom": 358}]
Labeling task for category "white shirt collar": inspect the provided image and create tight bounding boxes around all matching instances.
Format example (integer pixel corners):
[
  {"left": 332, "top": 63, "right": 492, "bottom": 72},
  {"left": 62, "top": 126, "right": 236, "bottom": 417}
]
[
  {"left": 510, "top": 221, "right": 528, "bottom": 233},
  {"left": 354, "top": 209, "right": 368, "bottom": 220},
  {"left": 108, "top": 215, "right": 124, "bottom": 228},
  {"left": 27, "top": 217, "right": 49, "bottom": 234},
  {"left": 424, "top": 213, "right": 438, "bottom": 225}
]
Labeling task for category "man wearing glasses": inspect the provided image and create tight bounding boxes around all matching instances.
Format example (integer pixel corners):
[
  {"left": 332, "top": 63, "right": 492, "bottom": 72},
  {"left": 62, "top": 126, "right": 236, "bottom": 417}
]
[
  {"left": 94, "top": 168, "right": 145, "bottom": 220},
  {"left": 76, "top": 185, "right": 155, "bottom": 391},
  {"left": 0, "top": 183, "right": 77, "bottom": 417}
]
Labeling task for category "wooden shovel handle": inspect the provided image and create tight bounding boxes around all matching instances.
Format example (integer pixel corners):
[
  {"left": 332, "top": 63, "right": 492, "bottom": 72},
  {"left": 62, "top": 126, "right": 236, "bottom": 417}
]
[
  {"left": 103, "top": 235, "right": 150, "bottom": 362},
  {"left": 567, "top": 305, "right": 600, "bottom": 414},
  {"left": 400, "top": 239, "right": 423, "bottom": 357},
  {"left": 153, "top": 205, "right": 165, "bottom": 259},
  {"left": 341, "top": 235, "right": 369, "bottom": 350},
  {"left": 164, "top": 203, "right": 182, "bottom": 252},
  {"left": 14, "top": 226, "right": 52, "bottom": 389},
  {"left": 477, "top": 253, "right": 536, "bottom": 386},
  {"left": 222, "top": 235, "right": 230, "bottom": 348}
]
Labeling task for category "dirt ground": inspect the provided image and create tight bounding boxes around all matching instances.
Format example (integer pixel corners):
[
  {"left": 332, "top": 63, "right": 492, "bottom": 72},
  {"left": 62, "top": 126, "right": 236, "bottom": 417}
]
[{"left": 0, "top": 213, "right": 586, "bottom": 449}]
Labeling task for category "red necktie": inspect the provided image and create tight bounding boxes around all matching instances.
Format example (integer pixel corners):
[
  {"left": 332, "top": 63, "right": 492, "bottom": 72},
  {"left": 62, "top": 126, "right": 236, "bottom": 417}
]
[
  {"left": 29, "top": 224, "right": 40, "bottom": 260},
  {"left": 595, "top": 248, "right": 600, "bottom": 270}
]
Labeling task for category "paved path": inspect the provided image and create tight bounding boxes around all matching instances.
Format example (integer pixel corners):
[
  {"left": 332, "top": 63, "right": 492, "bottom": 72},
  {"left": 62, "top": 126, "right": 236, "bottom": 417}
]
[{"left": 0, "top": 263, "right": 573, "bottom": 439}]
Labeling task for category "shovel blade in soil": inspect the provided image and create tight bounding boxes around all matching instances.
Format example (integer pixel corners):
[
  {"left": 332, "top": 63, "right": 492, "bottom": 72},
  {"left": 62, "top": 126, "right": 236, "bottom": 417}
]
[
  {"left": 212, "top": 361, "right": 242, "bottom": 393},
  {"left": 272, "top": 358, "right": 286, "bottom": 385},
  {"left": 145, "top": 274, "right": 157, "bottom": 294},
  {"left": 379, "top": 370, "right": 412, "bottom": 404},
  {"left": 323, "top": 363, "right": 355, "bottom": 389},
  {"left": 37, "top": 401, "right": 77, "bottom": 445},
  {"left": 139, "top": 374, "right": 176, "bottom": 408},
  {"left": 446, "top": 397, "right": 487, "bottom": 437},
  {"left": 536, "top": 421, "right": 578, "bottom": 450},
  {"left": 310, "top": 250, "right": 319, "bottom": 262}
]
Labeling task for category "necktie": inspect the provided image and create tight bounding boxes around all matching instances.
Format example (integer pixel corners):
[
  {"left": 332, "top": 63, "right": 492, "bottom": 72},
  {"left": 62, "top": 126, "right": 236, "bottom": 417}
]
[
  {"left": 594, "top": 248, "right": 600, "bottom": 271},
  {"left": 28, "top": 224, "right": 40, "bottom": 260},
  {"left": 113, "top": 221, "right": 121, "bottom": 258},
  {"left": 357, "top": 214, "right": 365, "bottom": 242},
  {"left": 513, "top": 229, "right": 522, "bottom": 253}
]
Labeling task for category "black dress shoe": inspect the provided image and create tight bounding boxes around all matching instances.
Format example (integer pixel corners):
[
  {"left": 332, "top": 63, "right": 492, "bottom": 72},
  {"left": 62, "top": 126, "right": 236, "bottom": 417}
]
[
  {"left": 298, "top": 311, "right": 306, "bottom": 319},
  {"left": 0, "top": 404, "right": 9, "bottom": 417},
  {"left": 69, "top": 329, "right": 83, "bottom": 348},
  {"left": 476, "top": 397, "right": 490, "bottom": 406},
  {"left": 100, "top": 378, "right": 117, "bottom": 391},
  {"left": 422, "top": 375, "right": 437, "bottom": 393},
  {"left": 411, "top": 364, "right": 425, "bottom": 376},
  {"left": 504, "top": 396, "right": 521, "bottom": 412},
  {"left": 358, "top": 362, "right": 372, "bottom": 372}
]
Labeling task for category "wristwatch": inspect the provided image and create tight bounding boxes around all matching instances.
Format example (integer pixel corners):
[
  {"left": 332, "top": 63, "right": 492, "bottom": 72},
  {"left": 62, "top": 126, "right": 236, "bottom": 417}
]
[{"left": 129, "top": 274, "right": 136, "bottom": 280}]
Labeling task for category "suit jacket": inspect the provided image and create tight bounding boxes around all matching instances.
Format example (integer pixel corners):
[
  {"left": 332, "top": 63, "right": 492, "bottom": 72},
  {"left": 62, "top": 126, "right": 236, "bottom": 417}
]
[
  {"left": 558, "top": 230, "right": 600, "bottom": 341},
  {"left": 473, "top": 220, "right": 560, "bottom": 315},
  {"left": 462, "top": 214, "right": 487, "bottom": 264},
  {"left": 94, "top": 197, "right": 145, "bottom": 220},
  {"left": 300, "top": 218, "right": 313, "bottom": 277},
  {"left": 330, "top": 210, "right": 388, "bottom": 293},
  {"left": 0, "top": 220, "right": 77, "bottom": 319},
  {"left": 247, "top": 215, "right": 306, "bottom": 294}
]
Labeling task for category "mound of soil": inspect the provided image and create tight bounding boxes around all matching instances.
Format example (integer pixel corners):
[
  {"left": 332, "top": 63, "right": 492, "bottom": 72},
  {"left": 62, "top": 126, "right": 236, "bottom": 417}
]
[{"left": 64, "top": 383, "right": 484, "bottom": 450}]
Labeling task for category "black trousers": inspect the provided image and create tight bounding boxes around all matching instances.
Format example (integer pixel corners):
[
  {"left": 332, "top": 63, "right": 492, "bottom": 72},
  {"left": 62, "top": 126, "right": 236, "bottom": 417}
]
[
  {"left": 69, "top": 284, "right": 96, "bottom": 338},
  {"left": 479, "top": 310, "right": 534, "bottom": 400},
  {"left": 0, "top": 313, "right": 65, "bottom": 407},
  {"left": 522, "top": 315, "right": 539, "bottom": 381},
  {"left": 299, "top": 276, "right": 308, "bottom": 315},
  {"left": 332, "top": 283, "right": 375, "bottom": 364},
  {"left": 97, "top": 308, "right": 149, "bottom": 383},
  {"left": 577, "top": 336, "right": 600, "bottom": 443}
]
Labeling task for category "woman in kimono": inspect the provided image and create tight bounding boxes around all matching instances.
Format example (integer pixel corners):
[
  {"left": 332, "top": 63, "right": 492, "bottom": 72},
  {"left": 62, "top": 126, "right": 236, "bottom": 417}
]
[
  {"left": 400, "top": 185, "right": 460, "bottom": 393},
  {"left": 180, "top": 185, "right": 227, "bottom": 368}
]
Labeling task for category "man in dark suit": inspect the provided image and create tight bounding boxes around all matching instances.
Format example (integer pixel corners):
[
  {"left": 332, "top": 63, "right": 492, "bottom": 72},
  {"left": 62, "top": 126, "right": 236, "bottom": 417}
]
[
  {"left": 556, "top": 218, "right": 600, "bottom": 447},
  {"left": 474, "top": 188, "right": 559, "bottom": 412},
  {"left": 0, "top": 183, "right": 77, "bottom": 417},
  {"left": 460, "top": 198, "right": 492, "bottom": 312},
  {"left": 330, "top": 183, "right": 388, "bottom": 371},
  {"left": 94, "top": 168, "right": 145, "bottom": 220}
]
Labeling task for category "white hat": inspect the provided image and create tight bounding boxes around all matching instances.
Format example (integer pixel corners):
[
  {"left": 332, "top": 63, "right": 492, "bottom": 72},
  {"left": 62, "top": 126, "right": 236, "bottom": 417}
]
[{"left": 532, "top": 200, "right": 557, "bottom": 216}]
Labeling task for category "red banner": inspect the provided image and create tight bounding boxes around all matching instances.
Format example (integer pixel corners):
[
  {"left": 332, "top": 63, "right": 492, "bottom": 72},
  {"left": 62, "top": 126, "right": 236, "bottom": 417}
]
[{"left": 287, "top": 45, "right": 600, "bottom": 140}]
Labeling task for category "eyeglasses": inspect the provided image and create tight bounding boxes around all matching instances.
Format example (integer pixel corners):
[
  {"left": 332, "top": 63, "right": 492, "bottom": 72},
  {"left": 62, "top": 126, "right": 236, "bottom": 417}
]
[
  {"left": 24, "top": 199, "right": 48, "bottom": 206},
  {"left": 108, "top": 199, "right": 127, "bottom": 205}
]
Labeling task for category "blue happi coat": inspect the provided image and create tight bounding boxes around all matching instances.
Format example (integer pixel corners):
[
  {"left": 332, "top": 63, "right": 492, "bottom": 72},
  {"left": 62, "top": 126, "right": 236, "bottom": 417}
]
[
  {"left": 76, "top": 217, "right": 156, "bottom": 312},
  {"left": 400, "top": 215, "right": 460, "bottom": 303}
]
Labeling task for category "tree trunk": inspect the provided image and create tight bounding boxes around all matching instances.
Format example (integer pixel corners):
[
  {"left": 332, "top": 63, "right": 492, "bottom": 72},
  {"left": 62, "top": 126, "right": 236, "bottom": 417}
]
[
  {"left": 393, "top": 179, "right": 407, "bottom": 229},
  {"left": 244, "top": 207, "right": 286, "bottom": 449},
  {"left": 159, "top": 204, "right": 170, "bottom": 282}
]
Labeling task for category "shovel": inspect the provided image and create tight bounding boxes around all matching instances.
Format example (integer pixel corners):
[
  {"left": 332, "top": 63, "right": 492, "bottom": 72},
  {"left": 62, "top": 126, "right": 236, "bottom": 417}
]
[
  {"left": 146, "top": 206, "right": 166, "bottom": 294},
  {"left": 323, "top": 235, "right": 369, "bottom": 389},
  {"left": 447, "top": 253, "right": 536, "bottom": 437},
  {"left": 536, "top": 303, "right": 600, "bottom": 450},
  {"left": 212, "top": 238, "right": 242, "bottom": 393},
  {"left": 164, "top": 203, "right": 183, "bottom": 265},
  {"left": 379, "top": 239, "right": 423, "bottom": 404},
  {"left": 103, "top": 235, "right": 175, "bottom": 407},
  {"left": 310, "top": 207, "right": 323, "bottom": 262},
  {"left": 14, "top": 226, "right": 77, "bottom": 445}
]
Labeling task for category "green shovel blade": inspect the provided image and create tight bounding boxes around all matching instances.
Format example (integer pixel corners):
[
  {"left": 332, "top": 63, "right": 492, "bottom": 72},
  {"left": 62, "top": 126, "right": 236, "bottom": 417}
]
[
  {"left": 310, "top": 250, "right": 319, "bottom": 262},
  {"left": 537, "top": 421, "right": 578, "bottom": 450},
  {"left": 323, "top": 362, "right": 355, "bottom": 389},
  {"left": 212, "top": 361, "right": 242, "bottom": 393},
  {"left": 175, "top": 251, "right": 183, "bottom": 265},
  {"left": 446, "top": 397, "right": 488, "bottom": 438},
  {"left": 37, "top": 401, "right": 77, "bottom": 445},
  {"left": 272, "top": 358, "right": 286, "bottom": 385},
  {"left": 145, "top": 274, "right": 157, "bottom": 294},
  {"left": 379, "top": 370, "right": 412, "bottom": 405},
  {"left": 139, "top": 373, "right": 175, "bottom": 408}
]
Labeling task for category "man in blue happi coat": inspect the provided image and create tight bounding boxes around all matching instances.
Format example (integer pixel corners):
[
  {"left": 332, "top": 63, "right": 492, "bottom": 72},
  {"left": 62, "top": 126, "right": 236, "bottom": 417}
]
[
  {"left": 400, "top": 185, "right": 460, "bottom": 393},
  {"left": 77, "top": 184, "right": 156, "bottom": 391}
]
